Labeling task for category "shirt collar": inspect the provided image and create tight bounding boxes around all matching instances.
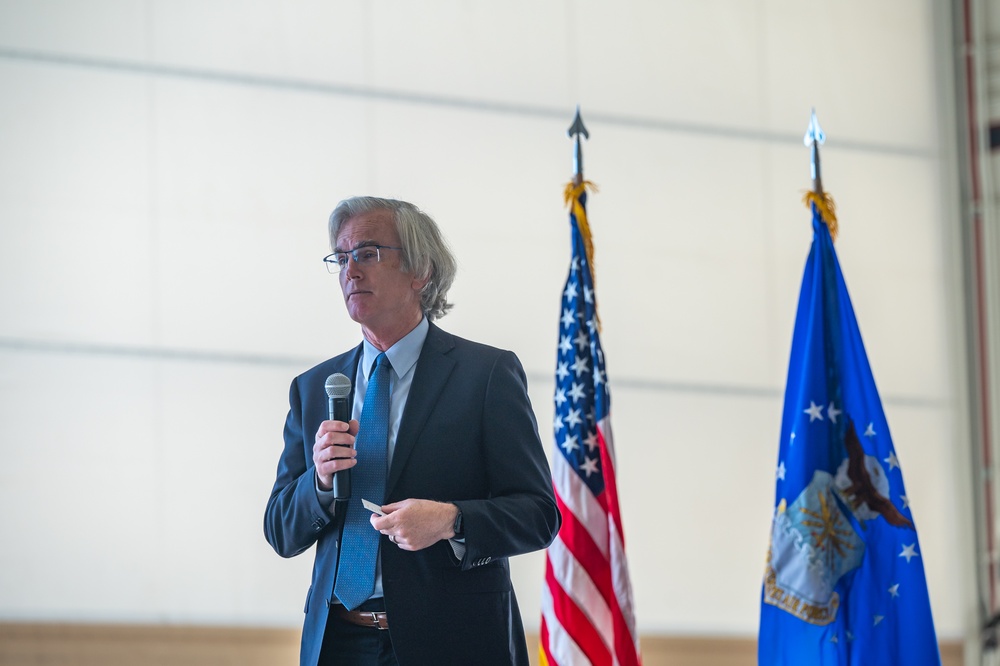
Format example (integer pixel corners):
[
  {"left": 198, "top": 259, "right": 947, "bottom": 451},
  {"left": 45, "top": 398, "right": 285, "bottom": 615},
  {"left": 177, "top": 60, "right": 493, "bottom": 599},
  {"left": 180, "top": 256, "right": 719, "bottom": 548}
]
[{"left": 362, "top": 317, "right": 428, "bottom": 380}]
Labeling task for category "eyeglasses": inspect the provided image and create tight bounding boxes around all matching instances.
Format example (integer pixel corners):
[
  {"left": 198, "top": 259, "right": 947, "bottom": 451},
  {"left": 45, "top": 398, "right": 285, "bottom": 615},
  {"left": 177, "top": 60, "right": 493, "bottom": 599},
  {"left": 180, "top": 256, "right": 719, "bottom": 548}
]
[{"left": 323, "top": 245, "right": 403, "bottom": 274}]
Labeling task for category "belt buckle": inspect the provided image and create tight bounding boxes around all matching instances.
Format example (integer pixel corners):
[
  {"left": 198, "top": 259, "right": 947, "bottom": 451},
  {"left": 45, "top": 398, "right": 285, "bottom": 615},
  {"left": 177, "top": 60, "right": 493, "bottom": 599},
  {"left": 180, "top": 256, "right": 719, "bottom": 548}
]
[{"left": 368, "top": 611, "right": 387, "bottom": 630}]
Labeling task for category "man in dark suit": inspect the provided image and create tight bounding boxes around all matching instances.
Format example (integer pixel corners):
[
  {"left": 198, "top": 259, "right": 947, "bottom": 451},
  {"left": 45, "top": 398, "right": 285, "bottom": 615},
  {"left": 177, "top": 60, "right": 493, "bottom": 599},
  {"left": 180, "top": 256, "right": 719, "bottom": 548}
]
[{"left": 264, "top": 196, "right": 560, "bottom": 666}]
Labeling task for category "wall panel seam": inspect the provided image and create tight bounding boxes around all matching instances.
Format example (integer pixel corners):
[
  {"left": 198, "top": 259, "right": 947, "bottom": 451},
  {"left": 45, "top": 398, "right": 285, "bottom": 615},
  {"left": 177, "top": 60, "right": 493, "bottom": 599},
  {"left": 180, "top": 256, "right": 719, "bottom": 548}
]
[{"left": 0, "top": 46, "right": 935, "bottom": 158}]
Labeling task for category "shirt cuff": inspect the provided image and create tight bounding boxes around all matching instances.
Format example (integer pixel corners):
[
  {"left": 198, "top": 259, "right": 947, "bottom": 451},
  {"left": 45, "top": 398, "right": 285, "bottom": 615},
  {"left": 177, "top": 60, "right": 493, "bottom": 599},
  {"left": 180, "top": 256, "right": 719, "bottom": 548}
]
[
  {"left": 314, "top": 472, "right": 337, "bottom": 515},
  {"left": 448, "top": 538, "right": 466, "bottom": 561}
]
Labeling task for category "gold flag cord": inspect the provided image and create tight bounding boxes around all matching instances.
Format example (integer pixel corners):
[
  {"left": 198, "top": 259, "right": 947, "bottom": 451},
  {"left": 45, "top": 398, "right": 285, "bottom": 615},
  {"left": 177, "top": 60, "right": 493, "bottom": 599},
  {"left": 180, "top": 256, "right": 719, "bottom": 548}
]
[
  {"left": 802, "top": 191, "right": 838, "bottom": 242},
  {"left": 564, "top": 179, "right": 601, "bottom": 331}
]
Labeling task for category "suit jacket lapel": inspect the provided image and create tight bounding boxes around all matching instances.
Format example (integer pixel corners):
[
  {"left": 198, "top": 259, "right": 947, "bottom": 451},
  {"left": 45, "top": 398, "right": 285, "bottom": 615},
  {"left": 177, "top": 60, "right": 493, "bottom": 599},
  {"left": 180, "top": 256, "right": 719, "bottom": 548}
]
[
  {"left": 336, "top": 345, "right": 364, "bottom": 407},
  {"left": 387, "top": 324, "right": 455, "bottom": 496}
]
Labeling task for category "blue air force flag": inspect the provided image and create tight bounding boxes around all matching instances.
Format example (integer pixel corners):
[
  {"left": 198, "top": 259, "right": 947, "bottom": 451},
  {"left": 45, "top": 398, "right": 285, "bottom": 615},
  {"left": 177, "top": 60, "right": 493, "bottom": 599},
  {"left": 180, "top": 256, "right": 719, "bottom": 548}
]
[{"left": 758, "top": 201, "right": 940, "bottom": 665}]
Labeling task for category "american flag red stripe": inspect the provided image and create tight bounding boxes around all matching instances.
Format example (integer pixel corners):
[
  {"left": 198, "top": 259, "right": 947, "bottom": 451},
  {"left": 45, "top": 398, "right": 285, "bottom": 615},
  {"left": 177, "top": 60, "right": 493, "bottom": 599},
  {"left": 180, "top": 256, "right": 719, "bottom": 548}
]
[
  {"left": 540, "top": 182, "right": 640, "bottom": 666},
  {"left": 553, "top": 495, "right": 614, "bottom": 600},
  {"left": 545, "top": 559, "right": 612, "bottom": 664},
  {"left": 540, "top": 613, "right": 554, "bottom": 664}
]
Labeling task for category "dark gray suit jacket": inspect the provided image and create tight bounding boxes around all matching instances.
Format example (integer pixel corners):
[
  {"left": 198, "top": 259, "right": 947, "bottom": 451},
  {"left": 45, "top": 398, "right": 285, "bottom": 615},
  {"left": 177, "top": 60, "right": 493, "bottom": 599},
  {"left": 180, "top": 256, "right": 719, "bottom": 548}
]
[{"left": 264, "top": 323, "right": 560, "bottom": 666}]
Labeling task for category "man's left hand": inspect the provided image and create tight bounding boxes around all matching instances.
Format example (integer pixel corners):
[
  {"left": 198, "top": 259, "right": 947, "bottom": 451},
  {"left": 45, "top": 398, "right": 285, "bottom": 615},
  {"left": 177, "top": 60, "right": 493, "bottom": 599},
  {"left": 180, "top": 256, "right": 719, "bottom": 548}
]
[{"left": 372, "top": 499, "right": 459, "bottom": 551}]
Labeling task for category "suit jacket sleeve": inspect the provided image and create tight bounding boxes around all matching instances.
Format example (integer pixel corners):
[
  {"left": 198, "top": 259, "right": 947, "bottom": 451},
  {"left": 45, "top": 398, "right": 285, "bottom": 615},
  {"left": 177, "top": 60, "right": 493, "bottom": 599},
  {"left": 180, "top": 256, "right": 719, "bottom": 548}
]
[
  {"left": 452, "top": 349, "right": 560, "bottom": 569},
  {"left": 263, "top": 375, "right": 337, "bottom": 558}
]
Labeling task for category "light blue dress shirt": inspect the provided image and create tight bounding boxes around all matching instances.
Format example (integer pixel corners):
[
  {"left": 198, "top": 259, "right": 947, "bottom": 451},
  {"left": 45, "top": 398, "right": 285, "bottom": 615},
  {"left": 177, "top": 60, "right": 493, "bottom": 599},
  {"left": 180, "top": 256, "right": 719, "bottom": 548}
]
[
  {"left": 315, "top": 317, "right": 428, "bottom": 512},
  {"left": 354, "top": 316, "right": 428, "bottom": 470}
]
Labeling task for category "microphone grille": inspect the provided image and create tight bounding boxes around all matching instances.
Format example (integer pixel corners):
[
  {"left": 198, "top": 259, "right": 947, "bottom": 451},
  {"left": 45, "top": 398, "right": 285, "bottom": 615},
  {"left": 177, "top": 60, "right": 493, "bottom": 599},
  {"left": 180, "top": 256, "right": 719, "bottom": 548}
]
[{"left": 325, "top": 373, "right": 352, "bottom": 399}]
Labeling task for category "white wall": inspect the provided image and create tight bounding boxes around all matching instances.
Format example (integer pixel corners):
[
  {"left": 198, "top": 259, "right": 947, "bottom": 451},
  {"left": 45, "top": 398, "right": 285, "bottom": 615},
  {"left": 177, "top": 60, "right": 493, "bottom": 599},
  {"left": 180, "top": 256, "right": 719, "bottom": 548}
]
[{"left": 0, "top": 0, "right": 972, "bottom": 642}]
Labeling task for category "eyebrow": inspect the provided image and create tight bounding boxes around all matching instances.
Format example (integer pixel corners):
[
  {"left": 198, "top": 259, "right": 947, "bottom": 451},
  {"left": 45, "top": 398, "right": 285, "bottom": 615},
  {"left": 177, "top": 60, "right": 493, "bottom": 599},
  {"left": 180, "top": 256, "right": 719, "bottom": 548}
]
[{"left": 332, "top": 240, "right": 380, "bottom": 253}]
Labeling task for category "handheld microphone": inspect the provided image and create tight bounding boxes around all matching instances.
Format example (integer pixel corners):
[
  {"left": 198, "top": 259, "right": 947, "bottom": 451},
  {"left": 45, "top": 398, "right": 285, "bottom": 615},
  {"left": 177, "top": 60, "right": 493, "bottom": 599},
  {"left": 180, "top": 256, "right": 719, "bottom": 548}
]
[{"left": 325, "top": 373, "right": 352, "bottom": 501}]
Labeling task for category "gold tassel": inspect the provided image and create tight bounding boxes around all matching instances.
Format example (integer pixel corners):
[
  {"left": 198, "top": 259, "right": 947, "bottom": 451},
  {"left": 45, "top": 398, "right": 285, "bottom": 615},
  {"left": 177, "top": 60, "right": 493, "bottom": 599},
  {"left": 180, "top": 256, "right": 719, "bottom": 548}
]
[
  {"left": 564, "top": 180, "right": 601, "bottom": 331},
  {"left": 802, "top": 190, "right": 838, "bottom": 241}
]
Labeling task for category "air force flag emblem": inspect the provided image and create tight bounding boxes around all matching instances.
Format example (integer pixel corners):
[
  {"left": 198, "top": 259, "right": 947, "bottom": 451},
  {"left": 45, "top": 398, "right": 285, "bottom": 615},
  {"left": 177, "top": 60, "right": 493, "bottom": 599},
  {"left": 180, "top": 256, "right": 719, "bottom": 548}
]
[{"left": 765, "top": 419, "right": 910, "bottom": 626}]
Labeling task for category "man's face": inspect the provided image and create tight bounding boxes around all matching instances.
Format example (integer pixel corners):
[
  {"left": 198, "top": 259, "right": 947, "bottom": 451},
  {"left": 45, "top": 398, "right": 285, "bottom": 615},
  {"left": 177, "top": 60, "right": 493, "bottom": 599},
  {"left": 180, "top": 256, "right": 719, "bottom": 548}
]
[{"left": 335, "top": 209, "right": 426, "bottom": 334}]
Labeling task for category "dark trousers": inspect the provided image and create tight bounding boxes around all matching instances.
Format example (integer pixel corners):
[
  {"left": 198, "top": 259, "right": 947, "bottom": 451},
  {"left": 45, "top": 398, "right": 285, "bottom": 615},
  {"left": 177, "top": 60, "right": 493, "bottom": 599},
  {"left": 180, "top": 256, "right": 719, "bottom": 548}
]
[{"left": 318, "top": 599, "right": 399, "bottom": 666}]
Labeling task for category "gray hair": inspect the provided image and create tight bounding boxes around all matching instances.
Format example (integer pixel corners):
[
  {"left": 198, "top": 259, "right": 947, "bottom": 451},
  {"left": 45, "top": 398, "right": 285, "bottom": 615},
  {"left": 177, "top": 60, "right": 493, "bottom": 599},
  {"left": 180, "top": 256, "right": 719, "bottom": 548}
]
[{"left": 328, "top": 196, "right": 456, "bottom": 321}]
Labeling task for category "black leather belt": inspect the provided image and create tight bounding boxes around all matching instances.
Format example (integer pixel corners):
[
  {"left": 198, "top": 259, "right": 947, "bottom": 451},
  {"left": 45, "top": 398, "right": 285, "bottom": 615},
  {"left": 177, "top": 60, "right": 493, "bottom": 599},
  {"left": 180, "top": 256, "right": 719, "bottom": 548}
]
[{"left": 333, "top": 604, "right": 389, "bottom": 630}]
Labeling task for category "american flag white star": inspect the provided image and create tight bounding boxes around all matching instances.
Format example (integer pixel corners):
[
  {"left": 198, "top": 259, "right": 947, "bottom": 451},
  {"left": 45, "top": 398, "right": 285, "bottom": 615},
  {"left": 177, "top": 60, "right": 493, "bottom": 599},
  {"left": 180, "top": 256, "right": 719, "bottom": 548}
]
[
  {"left": 554, "top": 388, "right": 567, "bottom": 407},
  {"left": 558, "top": 335, "right": 573, "bottom": 354}
]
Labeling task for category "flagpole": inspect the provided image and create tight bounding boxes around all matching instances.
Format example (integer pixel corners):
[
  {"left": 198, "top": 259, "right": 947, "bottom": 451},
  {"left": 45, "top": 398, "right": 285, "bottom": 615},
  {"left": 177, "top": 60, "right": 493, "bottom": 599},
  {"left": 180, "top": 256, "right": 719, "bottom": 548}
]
[
  {"left": 803, "top": 109, "right": 838, "bottom": 240},
  {"left": 804, "top": 108, "right": 825, "bottom": 195},
  {"left": 568, "top": 106, "right": 589, "bottom": 186},
  {"left": 564, "top": 107, "right": 599, "bottom": 325}
]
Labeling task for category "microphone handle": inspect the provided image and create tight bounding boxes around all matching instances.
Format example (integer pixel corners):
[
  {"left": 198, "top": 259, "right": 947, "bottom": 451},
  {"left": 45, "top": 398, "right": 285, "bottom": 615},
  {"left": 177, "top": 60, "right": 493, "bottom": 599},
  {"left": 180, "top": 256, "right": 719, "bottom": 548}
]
[{"left": 329, "top": 396, "right": 351, "bottom": 500}]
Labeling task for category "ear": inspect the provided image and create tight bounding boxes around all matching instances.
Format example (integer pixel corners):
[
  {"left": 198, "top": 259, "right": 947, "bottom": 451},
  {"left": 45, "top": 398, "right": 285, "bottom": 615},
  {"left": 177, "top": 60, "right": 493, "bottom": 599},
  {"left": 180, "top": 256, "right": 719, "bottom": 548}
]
[{"left": 410, "top": 274, "right": 430, "bottom": 292}]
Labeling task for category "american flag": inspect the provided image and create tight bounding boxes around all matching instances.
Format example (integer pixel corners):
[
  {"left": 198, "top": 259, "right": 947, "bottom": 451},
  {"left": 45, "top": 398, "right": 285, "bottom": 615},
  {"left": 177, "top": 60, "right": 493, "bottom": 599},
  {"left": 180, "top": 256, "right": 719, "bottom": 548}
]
[{"left": 540, "top": 182, "right": 641, "bottom": 666}]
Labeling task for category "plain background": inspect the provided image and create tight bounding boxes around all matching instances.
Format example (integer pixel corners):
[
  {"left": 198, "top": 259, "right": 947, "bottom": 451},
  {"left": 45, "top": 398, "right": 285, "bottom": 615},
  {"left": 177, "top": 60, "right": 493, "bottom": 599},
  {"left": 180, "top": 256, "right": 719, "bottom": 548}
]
[{"left": 0, "top": 0, "right": 976, "bottom": 646}]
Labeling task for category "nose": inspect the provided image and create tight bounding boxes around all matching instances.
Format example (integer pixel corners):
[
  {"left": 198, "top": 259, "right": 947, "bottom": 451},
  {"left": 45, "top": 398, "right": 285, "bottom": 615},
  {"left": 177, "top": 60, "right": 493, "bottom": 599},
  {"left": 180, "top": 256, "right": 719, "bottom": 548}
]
[{"left": 342, "top": 253, "right": 363, "bottom": 279}]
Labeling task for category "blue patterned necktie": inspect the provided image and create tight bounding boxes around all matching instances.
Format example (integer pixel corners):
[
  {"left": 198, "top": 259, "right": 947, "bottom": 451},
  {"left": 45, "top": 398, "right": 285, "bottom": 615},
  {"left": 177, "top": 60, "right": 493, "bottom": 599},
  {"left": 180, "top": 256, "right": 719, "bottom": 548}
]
[{"left": 334, "top": 352, "right": 391, "bottom": 610}]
